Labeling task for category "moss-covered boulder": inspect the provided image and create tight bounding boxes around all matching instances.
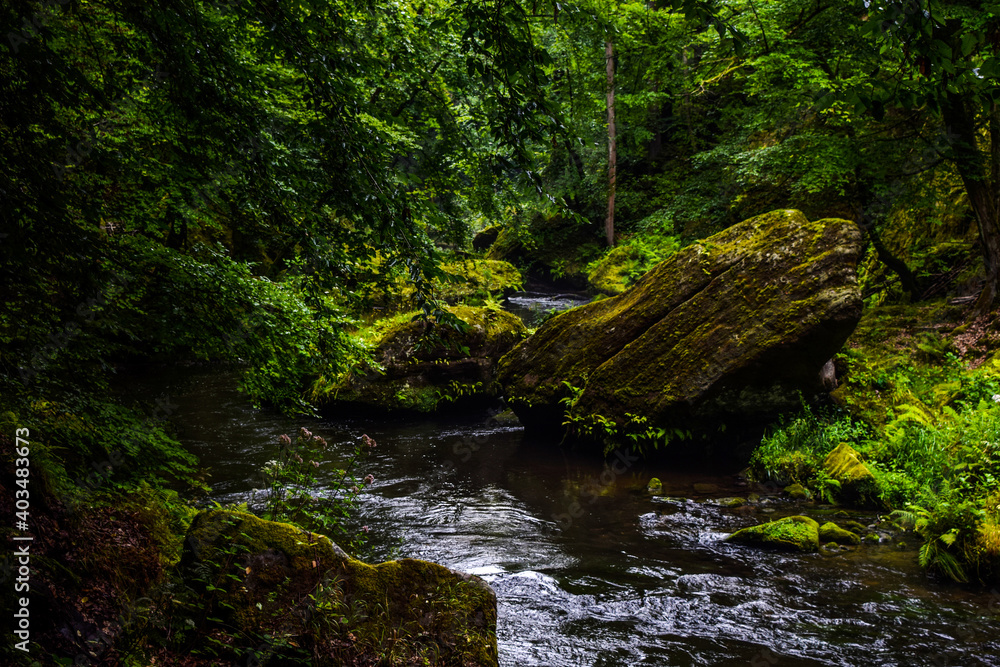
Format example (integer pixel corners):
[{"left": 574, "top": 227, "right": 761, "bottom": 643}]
[
  {"left": 316, "top": 304, "right": 527, "bottom": 414},
  {"left": 725, "top": 515, "right": 820, "bottom": 552},
  {"left": 819, "top": 521, "right": 861, "bottom": 545},
  {"left": 497, "top": 210, "right": 863, "bottom": 446},
  {"left": 823, "top": 443, "right": 879, "bottom": 506},
  {"left": 183, "top": 510, "right": 498, "bottom": 666}
]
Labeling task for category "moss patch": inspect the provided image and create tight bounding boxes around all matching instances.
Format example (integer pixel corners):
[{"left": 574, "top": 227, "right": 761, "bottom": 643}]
[
  {"left": 784, "top": 483, "right": 812, "bottom": 500},
  {"left": 726, "top": 515, "right": 820, "bottom": 553},
  {"left": 586, "top": 236, "right": 681, "bottom": 296},
  {"left": 819, "top": 522, "right": 861, "bottom": 545},
  {"left": 315, "top": 304, "right": 527, "bottom": 414},
  {"left": 823, "top": 443, "right": 879, "bottom": 507},
  {"left": 182, "top": 510, "right": 498, "bottom": 666}
]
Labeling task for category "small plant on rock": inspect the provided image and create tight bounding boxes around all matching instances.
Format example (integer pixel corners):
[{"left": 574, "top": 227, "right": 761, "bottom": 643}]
[{"left": 257, "top": 428, "right": 377, "bottom": 553}]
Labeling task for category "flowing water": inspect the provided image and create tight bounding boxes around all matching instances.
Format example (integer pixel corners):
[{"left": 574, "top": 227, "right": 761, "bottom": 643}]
[{"left": 129, "top": 288, "right": 1000, "bottom": 666}]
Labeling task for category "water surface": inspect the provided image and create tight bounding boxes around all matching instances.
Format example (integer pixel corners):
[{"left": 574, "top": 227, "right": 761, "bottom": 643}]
[{"left": 133, "top": 367, "right": 1000, "bottom": 667}]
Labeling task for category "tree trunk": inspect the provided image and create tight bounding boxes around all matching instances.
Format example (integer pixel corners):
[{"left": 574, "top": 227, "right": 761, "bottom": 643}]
[
  {"left": 865, "top": 222, "right": 922, "bottom": 301},
  {"left": 605, "top": 39, "right": 616, "bottom": 248},
  {"left": 943, "top": 93, "right": 1000, "bottom": 314}
]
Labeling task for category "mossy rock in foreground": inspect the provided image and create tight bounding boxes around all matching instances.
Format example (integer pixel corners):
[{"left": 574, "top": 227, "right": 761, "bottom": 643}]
[
  {"left": 183, "top": 510, "right": 498, "bottom": 666},
  {"left": 725, "top": 515, "right": 820, "bottom": 553},
  {"left": 497, "top": 209, "right": 863, "bottom": 448},
  {"left": 318, "top": 304, "right": 528, "bottom": 414}
]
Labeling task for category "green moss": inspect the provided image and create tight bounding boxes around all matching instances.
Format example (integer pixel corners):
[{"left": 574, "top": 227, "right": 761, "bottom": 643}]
[
  {"left": 819, "top": 522, "right": 861, "bottom": 545},
  {"left": 784, "top": 483, "right": 812, "bottom": 500},
  {"left": 586, "top": 236, "right": 681, "bottom": 295},
  {"left": 823, "top": 443, "right": 879, "bottom": 506},
  {"left": 726, "top": 515, "right": 820, "bottom": 552},
  {"left": 710, "top": 497, "right": 748, "bottom": 507},
  {"left": 183, "top": 510, "right": 499, "bottom": 666},
  {"left": 486, "top": 227, "right": 524, "bottom": 263},
  {"left": 647, "top": 477, "right": 663, "bottom": 494},
  {"left": 315, "top": 304, "right": 527, "bottom": 413},
  {"left": 429, "top": 258, "right": 522, "bottom": 303},
  {"left": 499, "top": 209, "right": 863, "bottom": 443}
]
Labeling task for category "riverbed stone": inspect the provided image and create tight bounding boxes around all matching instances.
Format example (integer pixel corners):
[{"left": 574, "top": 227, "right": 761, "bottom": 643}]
[
  {"left": 316, "top": 304, "right": 527, "bottom": 414},
  {"left": 819, "top": 521, "right": 861, "bottom": 545},
  {"left": 183, "top": 510, "right": 498, "bottom": 666},
  {"left": 709, "top": 497, "right": 748, "bottom": 508},
  {"left": 725, "top": 515, "right": 820, "bottom": 552},
  {"left": 784, "top": 483, "right": 812, "bottom": 500},
  {"left": 496, "top": 210, "right": 863, "bottom": 449},
  {"left": 839, "top": 519, "right": 869, "bottom": 534}
]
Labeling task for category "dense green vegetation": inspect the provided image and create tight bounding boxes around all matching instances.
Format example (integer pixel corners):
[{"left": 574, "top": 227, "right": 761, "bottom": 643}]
[{"left": 3, "top": 0, "right": 1000, "bottom": 663}]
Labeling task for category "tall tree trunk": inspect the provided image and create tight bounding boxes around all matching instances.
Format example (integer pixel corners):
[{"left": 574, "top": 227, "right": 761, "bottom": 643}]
[
  {"left": 605, "top": 39, "right": 616, "bottom": 248},
  {"left": 943, "top": 93, "right": 1000, "bottom": 314}
]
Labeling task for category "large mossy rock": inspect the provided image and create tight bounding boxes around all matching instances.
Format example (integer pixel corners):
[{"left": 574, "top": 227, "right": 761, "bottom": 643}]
[
  {"left": 183, "top": 510, "right": 498, "bottom": 666},
  {"left": 725, "top": 515, "right": 820, "bottom": 552},
  {"left": 497, "top": 210, "right": 863, "bottom": 445},
  {"left": 318, "top": 304, "right": 527, "bottom": 414}
]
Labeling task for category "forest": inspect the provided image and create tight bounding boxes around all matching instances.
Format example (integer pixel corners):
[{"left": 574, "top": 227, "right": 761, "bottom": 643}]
[{"left": 2, "top": 0, "right": 1000, "bottom": 665}]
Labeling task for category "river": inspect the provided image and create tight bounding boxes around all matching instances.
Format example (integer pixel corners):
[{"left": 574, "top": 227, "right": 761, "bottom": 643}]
[{"left": 131, "top": 289, "right": 1000, "bottom": 666}]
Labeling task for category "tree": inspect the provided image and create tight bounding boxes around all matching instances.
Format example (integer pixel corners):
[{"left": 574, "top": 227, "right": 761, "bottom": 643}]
[
  {"left": 0, "top": 0, "right": 568, "bottom": 419},
  {"left": 860, "top": 0, "right": 1000, "bottom": 312},
  {"left": 606, "top": 37, "right": 618, "bottom": 246}
]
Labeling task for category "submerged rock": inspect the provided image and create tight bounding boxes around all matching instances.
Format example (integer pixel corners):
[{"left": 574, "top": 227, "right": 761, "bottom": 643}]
[
  {"left": 709, "top": 497, "right": 748, "bottom": 508},
  {"left": 497, "top": 210, "right": 863, "bottom": 449},
  {"left": 726, "top": 515, "right": 820, "bottom": 553},
  {"left": 819, "top": 521, "right": 861, "bottom": 545},
  {"left": 316, "top": 304, "right": 527, "bottom": 414},
  {"left": 183, "top": 510, "right": 498, "bottom": 666}
]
